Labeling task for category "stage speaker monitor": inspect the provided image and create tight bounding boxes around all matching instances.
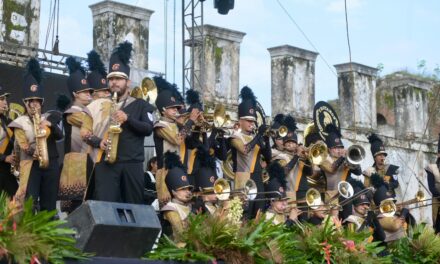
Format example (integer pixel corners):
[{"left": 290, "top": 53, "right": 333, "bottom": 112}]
[{"left": 67, "top": 200, "right": 162, "bottom": 258}]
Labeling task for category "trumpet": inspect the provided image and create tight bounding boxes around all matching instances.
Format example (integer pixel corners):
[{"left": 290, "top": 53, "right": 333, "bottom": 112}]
[
  {"left": 346, "top": 144, "right": 366, "bottom": 168},
  {"left": 299, "top": 141, "right": 329, "bottom": 165},
  {"left": 264, "top": 125, "right": 288, "bottom": 138}
]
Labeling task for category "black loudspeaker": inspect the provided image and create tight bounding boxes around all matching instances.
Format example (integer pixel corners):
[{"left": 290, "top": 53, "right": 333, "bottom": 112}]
[{"left": 67, "top": 200, "right": 162, "bottom": 258}]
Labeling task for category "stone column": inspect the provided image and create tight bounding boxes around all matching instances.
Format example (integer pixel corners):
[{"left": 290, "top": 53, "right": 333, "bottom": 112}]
[
  {"left": 89, "top": 0, "right": 154, "bottom": 70},
  {"left": 390, "top": 76, "right": 431, "bottom": 139},
  {"left": 334, "top": 62, "right": 378, "bottom": 130},
  {"left": 0, "top": 0, "right": 40, "bottom": 54},
  {"left": 192, "top": 24, "right": 245, "bottom": 115},
  {"left": 268, "top": 45, "right": 318, "bottom": 119}
]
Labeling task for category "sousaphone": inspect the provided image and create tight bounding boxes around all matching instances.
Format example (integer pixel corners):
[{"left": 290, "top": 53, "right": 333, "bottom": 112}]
[{"left": 313, "top": 101, "right": 340, "bottom": 141}]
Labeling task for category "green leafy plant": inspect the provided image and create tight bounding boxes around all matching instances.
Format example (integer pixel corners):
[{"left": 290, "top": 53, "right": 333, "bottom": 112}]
[
  {"left": 0, "top": 192, "right": 90, "bottom": 264},
  {"left": 389, "top": 223, "right": 440, "bottom": 264}
]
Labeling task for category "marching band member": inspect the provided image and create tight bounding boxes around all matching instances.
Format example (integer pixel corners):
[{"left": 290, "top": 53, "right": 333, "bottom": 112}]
[
  {"left": 371, "top": 174, "right": 407, "bottom": 244},
  {"left": 153, "top": 76, "right": 199, "bottom": 205},
  {"left": 161, "top": 151, "right": 194, "bottom": 242},
  {"left": 193, "top": 145, "right": 219, "bottom": 215},
  {"left": 83, "top": 41, "right": 155, "bottom": 204},
  {"left": 282, "top": 115, "right": 309, "bottom": 205},
  {"left": 0, "top": 84, "right": 18, "bottom": 197},
  {"left": 9, "top": 58, "right": 63, "bottom": 211},
  {"left": 364, "top": 133, "right": 399, "bottom": 196},
  {"left": 264, "top": 162, "right": 300, "bottom": 226},
  {"left": 270, "top": 114, "right": 286, "bottom": 161},
  {"left": 320, "top": 124, "right": 361, "bottom": 203},
  {"left": 425, "top": 133, "right": 440, "bottom": 233},
  {"left": 229, "top": 86, "right": 271, "bottom": 218},
  {"left": 58, "top": 57, "right": 93, "bottom": 213},
  {"left": 343, "top": 179, "right": 386, "bottom": 242},
  {"left": 87, "top": 50, "right": 110, "bottom": 100}
]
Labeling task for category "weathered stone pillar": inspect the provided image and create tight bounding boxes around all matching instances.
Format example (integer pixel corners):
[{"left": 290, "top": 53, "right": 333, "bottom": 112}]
[
  {"left": 89, "top": 0, "right": 154, "bottom": 70},
  {"left": 192, "top": 24, "right": 245, "bottom": 115},
  {"left": 390, "top": 76, "right": 431, "bottom": 139},
  {"left": 334, "top": 62, "right": 378, "bottom": 130},
  {"left": 268, "top": 45, "right": 318, "bottom": 119},
  {"left": 0, "top": 0, "right": 40, "bottom": 53}
]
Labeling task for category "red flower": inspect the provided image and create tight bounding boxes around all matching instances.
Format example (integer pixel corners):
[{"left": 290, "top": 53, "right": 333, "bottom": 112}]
[
  {"left": 12, "top": 221, "right": 16, "bottom": 232},
  {"left": 0, "top": 223, "right": 3, "bottom": 232},
  {"left": 321, "top": 241, "right": 332, "bottom": 264},
  {"left": 30, "top": 255, "right": 41, "bottom": 264},
  {"left": 343, "top": 240, "right": 356, "bottom": 252}
]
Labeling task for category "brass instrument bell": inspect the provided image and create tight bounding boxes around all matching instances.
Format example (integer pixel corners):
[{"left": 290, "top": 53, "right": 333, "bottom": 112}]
[
  {"left": 346, "top": 144, "right": 366, "bottom": 167},
  {"left": 379, "top": 199, "right": 397, "bottom": 217},
  {"left": 309, "top": 142, "right": 328, "bottom": 166}
]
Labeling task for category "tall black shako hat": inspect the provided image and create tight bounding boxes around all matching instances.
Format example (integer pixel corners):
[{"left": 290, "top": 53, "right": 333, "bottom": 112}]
[
  {"left": 265, "top": 162, "right": 288, "bottom": 200},
  {"left": 87, "top": 50, "right": 108, "bottom": 91},
  {"left": 283, "top": 115, "right": 298, "bottom": 143},
  {"left": 0, "top": 82, "right": 10, "bottom": 98},
  {"left": 186, "top": 89, "right": 203, "bottom": 112},
  {"left": 325, "top": 124, "right": 343, "bottom": 148},
  {"left": 164, "top": 151, "right": 193, "bottom": 192},
  {"left": 238, "top": 86, "right": 257, "bottom": 121},
  {"left": 107, "top": 41, "right": 132, "bottom": 79},
  {"left": 65, "top": 57, "right": 92, "bottom": 95},
  {"left": 154, "top": 76, "right": 184, "bottom": 113},
  {"left": 368, "top": 133, "right": 387, "bottom": 157},
  {"left": 347, "top": 178, "right": 370, "bottom": 206},
  {"left": 271, "top": 114, "right": 285, "bottom": 140},
  {"left": 194, "top": 146, "right": 218, "bottom": 192},
  {"left": 23, "top": 58, "right": 44, "bottom": 101},
  {"left": 371, "top": 173, "right": 395, "bottom": 205}
]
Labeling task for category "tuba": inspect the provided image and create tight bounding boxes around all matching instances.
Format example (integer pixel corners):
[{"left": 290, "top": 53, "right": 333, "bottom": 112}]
[
  {"left": 105, "top": 92, "right": 123, "bottom": 164},
  {"left": 31, "top": 106, "right": 49, "bottom": 168}
]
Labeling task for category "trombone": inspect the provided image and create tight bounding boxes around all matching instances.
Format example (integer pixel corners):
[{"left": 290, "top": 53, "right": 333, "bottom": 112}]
[
  {"left": 289, "top": 188, "right": 322, "bottom": 210},
  {"left": 373, "top": 190, "right": 426, "bottom": 217},
  {"left": 211, "top": 178, "right": 258, "bottom": 201}
]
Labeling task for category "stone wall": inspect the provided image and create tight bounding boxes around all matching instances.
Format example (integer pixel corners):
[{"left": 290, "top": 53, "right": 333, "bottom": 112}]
[
  {"left": 0, "top": 0, "right": 40, "bottom": 57},
  {"left": 89, "top": 0, "right": 154, "bottom": 70},
  {"left": 191, "top": 24, "right": 245, "bottom": 120},
  {"left": 268, "top": 45, "right": 317, "bottom": 120}
]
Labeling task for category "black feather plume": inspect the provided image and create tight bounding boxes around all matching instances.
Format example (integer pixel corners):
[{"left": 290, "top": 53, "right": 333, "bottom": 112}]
[
  {"left": 325, "top": 124, "right": 342, "bottom": 137},
  {"left": 267, "top": 162, "right": 286, "bottom": 188},
  {"left": 172, "top": 83, "right": 184, "bottom": 104},
  {"left": 273, "top": 114, "right": 285, "bottom": 125},
  {"left": 368, "top": 133, "right": 383, "bottom": 144},
  {"left": 113, "top": 41, "right": 133, "bottom": 65},
  {"left": 87, "top": 50, "right": 107, "bottom": 76},
  {"left": 56, "top": 93, "right": 71, "bottom": 111},
  {"left": 239, "top": 86, "right": 257, "bottom": 104},
  {"left": 284, "top": 115, "right": 297, "bottom": 131},
  {"left": 26, "top": 58, "right": 43, "bottom": 84},
  {"left": 197, "top": 146, "right": 216, "bottom": 169},
  {"left": 347, "top": 178, "right": 365, "bottom": 191},
  {"left": 164, "top": 151, "right": 184, "bottom": 170},
  {"left": 65, "top": 56, "right": 85, "bottom": 75},
  {"left": 370, "top": 173, "right": 385, "bottom": 188},
  {"left": 186, "top": 89, "right": 201, "bottom": 105},
  {"left": 153, "top": 76, "right": 170, "bottom": 93}
]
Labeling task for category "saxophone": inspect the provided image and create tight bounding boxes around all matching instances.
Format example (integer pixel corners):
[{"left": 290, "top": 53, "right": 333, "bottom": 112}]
[
  {"left": 31, "top": 106, "right": 49, "bottom": 168},
  {"left": 105, "top": 92, "right": 122, "bottom": 164},
  {"left": 10, "top": 141, "right": 20, "bottom": 177}
]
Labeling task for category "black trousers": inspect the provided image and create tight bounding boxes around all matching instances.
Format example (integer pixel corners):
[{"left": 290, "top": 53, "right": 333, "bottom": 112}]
[
  {"left": 26, "top": 160, "right": 60, "bottom": 211},
  {"left": 94, "top": 161, "right": 145, "bottom": 204},
  {"left": 0, "top": 165, "right": 18, "bottom": 198}
]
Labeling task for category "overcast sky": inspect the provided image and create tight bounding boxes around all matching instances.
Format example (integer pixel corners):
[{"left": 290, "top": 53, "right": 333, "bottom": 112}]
[{"left": 39, "top": 0, "right": 440, "bottom": 114}]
